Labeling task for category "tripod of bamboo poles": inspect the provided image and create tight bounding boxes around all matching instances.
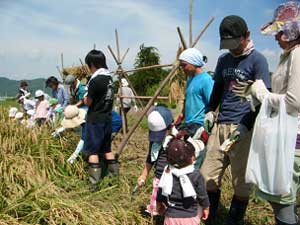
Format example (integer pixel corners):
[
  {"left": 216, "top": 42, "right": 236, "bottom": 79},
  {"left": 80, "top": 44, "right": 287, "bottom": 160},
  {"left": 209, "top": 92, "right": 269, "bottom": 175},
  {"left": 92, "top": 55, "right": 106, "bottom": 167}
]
[
  {"left": 108, "top": 29, "right": 173, "bottom": 135},
  {"left": 115, "top": 0, "right": 215, "bottom": 159}
]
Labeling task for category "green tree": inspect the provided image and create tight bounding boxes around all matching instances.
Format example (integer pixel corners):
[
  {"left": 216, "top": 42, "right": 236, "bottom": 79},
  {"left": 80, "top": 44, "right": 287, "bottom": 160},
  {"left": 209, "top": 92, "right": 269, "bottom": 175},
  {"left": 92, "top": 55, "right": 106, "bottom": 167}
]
[{"left": 129, "top": 44, "right": 168, "bottom": 96}]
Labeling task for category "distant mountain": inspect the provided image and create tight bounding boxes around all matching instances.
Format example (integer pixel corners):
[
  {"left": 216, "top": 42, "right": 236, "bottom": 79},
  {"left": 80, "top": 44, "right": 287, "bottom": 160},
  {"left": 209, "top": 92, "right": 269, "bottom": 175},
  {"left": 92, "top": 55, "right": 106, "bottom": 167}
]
[{"left": 0, "top": 77, "right": 50, "bottom": 97}]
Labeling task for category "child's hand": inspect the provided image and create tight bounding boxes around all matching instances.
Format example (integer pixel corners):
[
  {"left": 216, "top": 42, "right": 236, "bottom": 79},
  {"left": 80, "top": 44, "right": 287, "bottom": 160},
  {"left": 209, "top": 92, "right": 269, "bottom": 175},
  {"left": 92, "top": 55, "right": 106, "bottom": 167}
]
[
  {"left": 137, "top": 175, "right": 146, "bottom": 186},
  {"left": 201, "top": 207, "right": 209, "bottom": 221}
]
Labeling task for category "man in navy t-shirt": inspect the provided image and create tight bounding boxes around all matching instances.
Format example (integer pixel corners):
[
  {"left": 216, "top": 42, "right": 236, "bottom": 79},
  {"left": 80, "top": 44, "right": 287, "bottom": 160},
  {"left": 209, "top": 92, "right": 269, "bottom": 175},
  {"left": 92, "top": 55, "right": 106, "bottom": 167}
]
[{"left": 200, "top": 15, "right": 271, "bottom": 225}]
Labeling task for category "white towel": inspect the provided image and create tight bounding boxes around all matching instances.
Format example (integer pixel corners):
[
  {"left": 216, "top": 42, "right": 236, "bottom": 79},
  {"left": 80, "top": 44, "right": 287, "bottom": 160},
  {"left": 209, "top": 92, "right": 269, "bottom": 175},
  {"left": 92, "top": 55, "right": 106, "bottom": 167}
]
[{"left": 159, "top": 165, "right": 196, "bottom": 199}]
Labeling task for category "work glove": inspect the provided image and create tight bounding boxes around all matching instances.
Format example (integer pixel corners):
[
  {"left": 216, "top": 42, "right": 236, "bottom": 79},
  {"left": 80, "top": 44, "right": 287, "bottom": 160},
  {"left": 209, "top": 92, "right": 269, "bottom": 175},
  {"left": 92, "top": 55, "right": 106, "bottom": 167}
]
[
  {"left": 204, "top": 111, "right": 215, "bottom": 134},
  {"left": 67, "top": 153, "right": 78, "bottom": 164},
  {"left": 51, "top": 127, "right": 65, "bottom": 138},
  {"left": 232, "top": 79, "right": 261, "bottom": 112},
  {"left": 229, "top": 124, "right": 248, "bottom": 142},
  {"left": 133, "top": 105, "right": 138, "bottom": 112}
]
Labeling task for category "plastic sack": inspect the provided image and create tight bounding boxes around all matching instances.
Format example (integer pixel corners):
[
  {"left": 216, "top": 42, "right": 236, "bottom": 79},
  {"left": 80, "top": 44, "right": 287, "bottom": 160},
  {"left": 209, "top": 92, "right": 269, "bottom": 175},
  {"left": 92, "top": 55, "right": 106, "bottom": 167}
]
[{"left": 246, "top": 96, "right": 297, "bottom": 195}]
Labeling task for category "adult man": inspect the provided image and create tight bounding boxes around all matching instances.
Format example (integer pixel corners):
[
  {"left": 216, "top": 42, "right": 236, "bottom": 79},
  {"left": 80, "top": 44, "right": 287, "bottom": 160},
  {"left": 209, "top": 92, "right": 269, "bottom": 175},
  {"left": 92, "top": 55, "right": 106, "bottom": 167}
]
[
  {"left": 200, "top": 15, "right": 271, "bottom": 225},
  {"left": 64, "top": 75, "right": 87, "bottom": 110},
  {"left": 83, "top": 49, "right": 119, "bottom": 189},
  {"left": 176, "top": 48, "right": 214, "bottom": 137},
  {"left": 46, "top": 76, "right": 69, "bottom": 108}
]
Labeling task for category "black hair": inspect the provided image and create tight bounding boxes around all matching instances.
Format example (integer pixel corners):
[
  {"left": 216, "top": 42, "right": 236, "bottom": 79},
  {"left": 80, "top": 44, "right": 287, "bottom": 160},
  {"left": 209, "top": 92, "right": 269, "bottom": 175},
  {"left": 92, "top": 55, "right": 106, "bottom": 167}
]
[
  {"left": 85, "top": 50, "right": 108, "bottom": 69},
  {"left": 46, "top": 76, "right": 59, "bottom": 87},
  {"left": 166, "top": 135, "right": 195, "bottom": 168}
]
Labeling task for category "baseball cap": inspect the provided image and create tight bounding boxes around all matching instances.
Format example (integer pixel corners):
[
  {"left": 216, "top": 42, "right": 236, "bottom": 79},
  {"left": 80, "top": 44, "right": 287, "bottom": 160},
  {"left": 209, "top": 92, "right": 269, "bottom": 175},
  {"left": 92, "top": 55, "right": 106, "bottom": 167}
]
[
  {"left": 65, "top": 75, "right": 76, "bottom": 85},
  {"left": 35, "top": 90, "right": 45, "bottom": 98},
  {"left": 147, "top": 106, "right": 173, "bottom": 142},
  {"left": 219, "top": 15, "right": 248, "bottom": 50}
]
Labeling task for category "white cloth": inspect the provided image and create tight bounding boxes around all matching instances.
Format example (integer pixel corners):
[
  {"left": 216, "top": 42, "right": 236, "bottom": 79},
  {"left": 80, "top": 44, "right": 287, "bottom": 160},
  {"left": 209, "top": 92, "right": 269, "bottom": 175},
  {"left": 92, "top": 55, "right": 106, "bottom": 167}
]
[
  {"left": 179, "top": 48, "right": 205, "bottom": 67},
  {"left": 159, "top": 165, "right": 197, "bottom": 199},
  {"left": 87, "top": 68, "right": 111, "bottom": 88},
  {"left": 231, "top": 40, "right": 254, "bottom": 57}
]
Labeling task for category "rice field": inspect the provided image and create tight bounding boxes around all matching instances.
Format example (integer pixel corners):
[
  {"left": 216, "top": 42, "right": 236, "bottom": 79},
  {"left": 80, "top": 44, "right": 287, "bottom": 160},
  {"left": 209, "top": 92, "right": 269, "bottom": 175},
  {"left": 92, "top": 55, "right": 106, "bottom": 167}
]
[{"left": 0, "top": 101, "right": 297, "bottom": 225}]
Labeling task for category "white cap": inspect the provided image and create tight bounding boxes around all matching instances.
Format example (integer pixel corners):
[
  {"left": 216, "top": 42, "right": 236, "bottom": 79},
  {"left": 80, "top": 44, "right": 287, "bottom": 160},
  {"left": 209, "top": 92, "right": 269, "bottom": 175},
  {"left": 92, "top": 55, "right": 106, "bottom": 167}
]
[
  {"left": 35, "top": 90, "right": 44, "bottom": 98},
  {"left": 121, "top": 78, "right": 129, "bottom": 87},
  {"left": 9, "top": 107, "right": 18, "bottom": 118}
]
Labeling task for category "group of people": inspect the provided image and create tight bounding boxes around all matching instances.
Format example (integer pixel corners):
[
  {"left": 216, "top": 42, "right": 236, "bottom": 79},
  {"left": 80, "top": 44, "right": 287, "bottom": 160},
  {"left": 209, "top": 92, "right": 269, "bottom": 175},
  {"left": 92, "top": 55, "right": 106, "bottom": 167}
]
[
  {"left": 137, "top": 2, "right": 300, "bottom": 225},
  {"left": 7, "top": 2, "right": 300, "bottom": 225}
]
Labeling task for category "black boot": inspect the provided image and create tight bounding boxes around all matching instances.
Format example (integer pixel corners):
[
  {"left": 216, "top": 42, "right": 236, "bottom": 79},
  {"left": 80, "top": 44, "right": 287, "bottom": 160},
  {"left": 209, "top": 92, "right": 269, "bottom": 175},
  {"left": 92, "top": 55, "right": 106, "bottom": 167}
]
[
  {"left": 205, "top": 190, "right": 221, "bottom": 225},
  {"left": 106, "top": 159, "right": 119, "bottom": 177},
  {"left": 226, "top": 195, "right": 249, "bottom": 225},
  {"left": 276, "top": 218, "right": 299, "bottom": 225},
  {"left": 88, "top": 163, "right": 102, "bottom": 191}
]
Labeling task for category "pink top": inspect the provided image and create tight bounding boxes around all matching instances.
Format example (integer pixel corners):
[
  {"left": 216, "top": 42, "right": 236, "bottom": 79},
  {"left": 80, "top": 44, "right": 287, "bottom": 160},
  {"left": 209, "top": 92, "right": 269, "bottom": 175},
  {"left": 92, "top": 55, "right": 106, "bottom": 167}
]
[{"left": 35, "top": 100, "right": 49, "bottom": 119}]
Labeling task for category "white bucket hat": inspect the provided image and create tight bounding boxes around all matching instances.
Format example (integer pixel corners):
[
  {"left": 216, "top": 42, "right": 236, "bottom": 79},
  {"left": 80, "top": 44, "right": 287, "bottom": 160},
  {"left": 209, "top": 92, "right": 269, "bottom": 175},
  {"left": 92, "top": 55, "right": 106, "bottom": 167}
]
[
  {"left": 61, "top": 105, "right": 86, "bottom": 129},
  {"left": 35, "top": 90, "right": 45, "bottom": 98},
  {"left": 9, "top": 107, "right": 18, "bottom": 118}
]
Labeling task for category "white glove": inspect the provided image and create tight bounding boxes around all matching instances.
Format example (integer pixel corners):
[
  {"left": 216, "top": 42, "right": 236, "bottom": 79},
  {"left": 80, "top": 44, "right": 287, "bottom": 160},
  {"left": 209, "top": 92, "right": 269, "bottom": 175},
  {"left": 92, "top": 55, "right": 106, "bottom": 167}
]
[
  {"left": 52, "top": 131, "right": 60, "bottom": 138},
  {"left": 133, "top": 105, "right": 138, "bottom": 112},
  {"left": 204, "top": 111, "right": 215, "bottom": 133},
  {"left": 67, "top": 153, "right": 79, "bottom": 164}
]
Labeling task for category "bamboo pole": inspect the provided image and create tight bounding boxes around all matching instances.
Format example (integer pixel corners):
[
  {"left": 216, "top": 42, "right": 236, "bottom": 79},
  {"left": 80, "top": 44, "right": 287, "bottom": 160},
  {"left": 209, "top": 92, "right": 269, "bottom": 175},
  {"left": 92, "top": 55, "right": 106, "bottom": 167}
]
[
  {"left": 115, "top": 19, "right": 215, "bottom": 158},
  {"left": 118, "top": 95, "right": 169, "bottom": 100},
  {"left": 189, "top": 0, "right": 193, "bottom": 47},
  {"left": 61, "top": 53, "right": 64, "bottom": 70},
  {"left": 79, "top": 58, "right": 90, "bottom": 75},
  {"left": 120, "top": 48, "right": 130, "bottom": 64},
  {"left": 56, "top": 66, "right": 63, "bottom": 80},
  {"left": 118, "top": 64, "right": 173, "bottom": 74},
  {"left": 115, "top": 62, "right": 179, "bottom": 159},
  {"left": 115, "top": 29, "right": 121, "bottom": 62},
  {"left": 177, "top": 27, "right": 188, "bottom": 49},
  {"left": 192, "top": 17, "right": 215, "bottom": 47},
  {"left": 93, "top": 43, "right": 96, "bottom": 49},
  {"left": 108, "top": 45, "right": 144, "bottom": 109}
]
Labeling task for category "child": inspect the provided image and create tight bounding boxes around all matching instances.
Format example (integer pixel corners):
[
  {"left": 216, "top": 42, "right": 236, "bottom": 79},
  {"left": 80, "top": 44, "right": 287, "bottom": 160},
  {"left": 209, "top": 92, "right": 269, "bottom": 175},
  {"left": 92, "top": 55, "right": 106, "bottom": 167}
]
[
  {"left": 156, "top": 135, "right": 210, "bottom": 225},
  {"left": 34, "top": 90, "right": 50, "bottom": 126},
  {"left": 137, "top": 106, "right": 173, "bottom": 215},
  {"left": 48, "top": 98, "right": 63, "bottom": 127}
]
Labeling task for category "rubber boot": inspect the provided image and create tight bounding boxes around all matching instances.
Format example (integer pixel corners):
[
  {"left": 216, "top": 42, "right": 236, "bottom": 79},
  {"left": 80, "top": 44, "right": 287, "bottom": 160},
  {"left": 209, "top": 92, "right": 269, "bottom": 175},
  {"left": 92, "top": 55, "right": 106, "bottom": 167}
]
[
  {"left": 88, "top": 163, "right": 101, "bottom": 191},
  {"left": 275, "top": 218, "right": 299, "bottom": 225},
  {"left": 226, "top": 195, "right": 249, "bottom": 225},
  {"left": 106, "top": 159, "right": 119, "bottom": 177},
  {"left": 205, "top": 190, "right": 221, "bottom": 225}
]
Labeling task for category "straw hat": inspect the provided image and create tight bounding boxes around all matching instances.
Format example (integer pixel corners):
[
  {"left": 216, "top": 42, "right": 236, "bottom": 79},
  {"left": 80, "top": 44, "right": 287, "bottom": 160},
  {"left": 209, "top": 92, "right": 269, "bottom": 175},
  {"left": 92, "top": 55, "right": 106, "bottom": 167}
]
[{"left": 61, "top": 105, "right": 86, "bottom": 129}]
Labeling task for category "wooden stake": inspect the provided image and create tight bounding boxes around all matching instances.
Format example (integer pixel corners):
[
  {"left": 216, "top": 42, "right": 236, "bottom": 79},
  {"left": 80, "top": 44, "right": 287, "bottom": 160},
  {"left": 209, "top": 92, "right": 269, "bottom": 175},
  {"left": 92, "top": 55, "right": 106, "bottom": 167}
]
[
  {"left": 108, "top": 45, "right": 120, "bottom": 64},
  {"left": 115, "top": 29, "right": 121, "bottom": 62},
  {"left": 119, "top": 95, "right": 169, "bottom": 100},
  {"left": 115, "top": 17, "right": 214, "bottom": 158},
  {"left": 61, "top": 53, "right": 64, "bottom": 69},
  {"left": 93, "top": 43, "right": 96, "bottom": 49},
  {"left": 120, "top": 48, "right": 130, "bottom": 64},
  {"left": 192, "top": 17, "right": 215, "bottom": 47},
  {"left": 116, "top": 62, "right": 179, "bottom": 159},
  {"left": 118, "top": 64, "right": 173, "bottom": 74},
  {"left": 189, "top": 0, "right": 193, "bottom": 47},
  {"left": 79, "top": 58, "right": 90, "bottom": 75},
  {"left": 177, "top": 27, "right": 188, "bottom": 49}
]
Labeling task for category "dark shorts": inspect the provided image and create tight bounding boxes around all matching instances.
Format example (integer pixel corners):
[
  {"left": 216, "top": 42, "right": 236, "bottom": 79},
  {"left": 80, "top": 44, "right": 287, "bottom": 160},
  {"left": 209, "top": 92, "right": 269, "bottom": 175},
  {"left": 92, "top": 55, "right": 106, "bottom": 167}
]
[{"left": 83, "top": 122, "right": 112, "bottom": 155}]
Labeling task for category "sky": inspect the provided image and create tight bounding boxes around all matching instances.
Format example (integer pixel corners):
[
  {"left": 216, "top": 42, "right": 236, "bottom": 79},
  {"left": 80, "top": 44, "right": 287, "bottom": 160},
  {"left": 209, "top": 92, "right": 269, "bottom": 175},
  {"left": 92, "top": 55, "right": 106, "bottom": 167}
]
[{"left": 0, "top": 0, "right": 285, "bottom": 80}]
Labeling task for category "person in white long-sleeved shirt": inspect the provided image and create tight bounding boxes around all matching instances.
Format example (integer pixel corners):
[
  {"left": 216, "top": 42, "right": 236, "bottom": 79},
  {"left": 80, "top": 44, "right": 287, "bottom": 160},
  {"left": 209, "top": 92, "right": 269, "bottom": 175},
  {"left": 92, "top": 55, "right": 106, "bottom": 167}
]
[{"left": 233, "top": 2, "right": 300, "bottom": 224}]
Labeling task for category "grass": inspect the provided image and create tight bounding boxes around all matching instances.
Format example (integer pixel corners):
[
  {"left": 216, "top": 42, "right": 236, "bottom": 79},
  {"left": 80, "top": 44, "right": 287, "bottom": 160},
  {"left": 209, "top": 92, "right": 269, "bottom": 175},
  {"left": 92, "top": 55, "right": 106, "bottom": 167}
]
[{"left": 0, "top": 101, "right": 298, "bottom": 225}]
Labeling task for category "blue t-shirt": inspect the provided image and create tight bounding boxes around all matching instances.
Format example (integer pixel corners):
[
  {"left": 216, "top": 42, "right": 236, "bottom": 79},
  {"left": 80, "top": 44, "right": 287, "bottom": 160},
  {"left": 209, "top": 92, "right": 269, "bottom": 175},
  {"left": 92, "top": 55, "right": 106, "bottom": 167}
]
[
  {"left": 185, "top": 72, "right": 214, "bottom": 125},
  {"left": 214, "top": 50, "right": 270, "bottom": 124}
]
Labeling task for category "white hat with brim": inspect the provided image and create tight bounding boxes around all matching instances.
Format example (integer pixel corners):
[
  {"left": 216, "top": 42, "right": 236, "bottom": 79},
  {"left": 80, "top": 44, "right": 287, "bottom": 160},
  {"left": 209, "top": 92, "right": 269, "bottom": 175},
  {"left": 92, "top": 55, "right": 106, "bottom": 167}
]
[{"left": 61, "top": 108, "right": 86, "bottom": 129}]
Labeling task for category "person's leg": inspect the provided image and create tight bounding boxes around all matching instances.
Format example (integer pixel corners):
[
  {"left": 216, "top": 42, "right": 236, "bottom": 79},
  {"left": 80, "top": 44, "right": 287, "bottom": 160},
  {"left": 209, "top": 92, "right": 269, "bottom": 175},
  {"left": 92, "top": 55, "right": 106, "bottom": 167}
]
[
  {"left": 200, "top": 124, "right": 230, "bottom": 224},
  {"left": 270, "top": 202, "right": 299, "bottom": 225},
  {"left": 103, "top": 122, "right": 119, "bottom": 176},
  {"left": 227, "top": 125, "right": 253, "bottom": 225},
  {"left": 84, "top": 123, "right": 103, "bottom": 188}
]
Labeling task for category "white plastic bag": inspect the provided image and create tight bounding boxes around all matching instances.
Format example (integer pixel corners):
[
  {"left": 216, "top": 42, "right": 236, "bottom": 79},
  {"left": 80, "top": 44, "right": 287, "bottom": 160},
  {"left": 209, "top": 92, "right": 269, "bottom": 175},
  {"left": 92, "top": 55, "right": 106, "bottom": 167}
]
[{"left": 246, "top": 96, "right": 297, "bottom": 195}]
